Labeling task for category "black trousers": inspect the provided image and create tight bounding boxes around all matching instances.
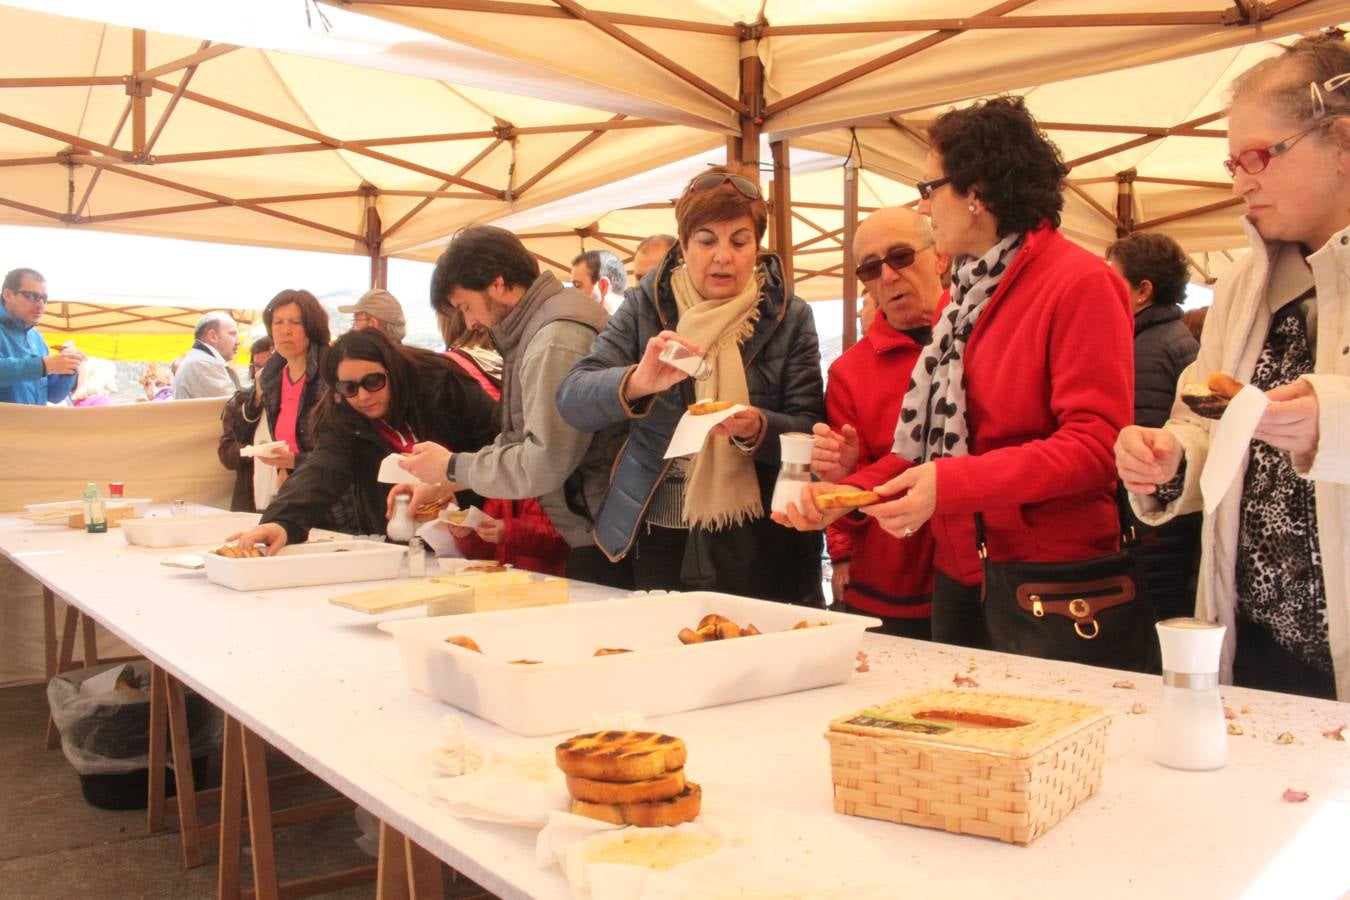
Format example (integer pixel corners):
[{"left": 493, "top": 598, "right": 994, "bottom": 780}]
[
  {"left": 566, "top": 544, "right": 634, "bottom": 590},
  {"left": 841, "top": 603, "right": 932, "bottom": 641},
  {"left": 1233, "top": 615, "right": 1336, "bottom": 700},
  {"left": 932, "top": 569, "right": 991, "bottom": 650}
]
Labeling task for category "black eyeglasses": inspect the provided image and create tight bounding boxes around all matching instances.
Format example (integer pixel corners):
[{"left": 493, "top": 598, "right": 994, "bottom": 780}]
[
  {"left": 855, "top": 243, "right": 933, "bottom": 281},
  {"left": 686, "top": 172, "right": 762, "bottom": 200},
  {"left": 915, "top": 176, "right": 952, "bottom": 201},
  {"left": 14, "top": 289, "right": 48, "bottom": 304},
  {"left": 334, "top": 372, "right": 388, "bottom": 398},
  {"left": 1223, "top": 125, "right": 1321, "bottom": 178}
]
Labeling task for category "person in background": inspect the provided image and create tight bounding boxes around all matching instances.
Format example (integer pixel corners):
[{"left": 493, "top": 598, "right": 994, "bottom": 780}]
[
  {"left": 0, "top": 267, "right": 82, "bottom": 405},
  {"left": 817, "top": 207, "right": 946, "bottom": 638},
  {"left": 632, "top": 234, "right": 676, "bottom": 282},
  {"left": 71, "top": 357, "right": 119, "bottom": 406},
  {"left": 239, "top": 291, "right": 328, "bottom": 494},
  {"left": 173, "top": 312, "right": 240, "bottom": 399},
  {"left": 219, "top": 336, "right": 278, "bottom": 512},
  {"left": 857, "top": 286, "right": 877, "bottom": 335},
  {"left": 231, "top": 329, "right": 498, "bottom": 551},
  {"left": 1116, "top": 33, "right": 1350, "bottom": 700},
  {"left": 783, "top": 96, "right": 1134, "bottom": 651},
  {"left": 1183, "top": 305, "right": 1209, "bottom": 343},
  {"left": 556, "top": 166, "right": 825, "bottom": 604},
  {"left": 401, "top": 225, "right": 631, "bottom": 588},
  {"left": 437, "top": 305, "right": 502, "bottom": 391},
  {"left": 1107, "top": 232, "right": 1202, "bottom": 622},
  {"left": 139, "top": 362, "right": 173, "bottom": 401},
  {"left": 571, "top": 249, "right": 627, "bottom": 314},
  {"left": 339, "top": 288, "right": 407, "bottom": 343}
]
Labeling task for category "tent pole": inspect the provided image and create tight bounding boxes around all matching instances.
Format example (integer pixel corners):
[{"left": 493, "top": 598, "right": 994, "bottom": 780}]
[
  {"left": 1115, "top": 169, "right": 1136, "bottom": 237},
  {"left": 130, "top": 30, "right": 148, "bottom": 156},
  {"left": 841, "top": 157, "right": 859, "bottom": 351},
  {"left": 365, "top": 188, "right": 386, "bottom": 290},
  {"left": 730, "top": 26, "right": 765, "bottom": 178},
  {"left": 770, "top": 139, "right": 793, "bottom": 299}
]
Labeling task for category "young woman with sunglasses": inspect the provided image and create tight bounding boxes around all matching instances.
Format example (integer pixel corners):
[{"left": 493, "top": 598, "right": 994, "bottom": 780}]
[
  {"left": 556, "top": 165, "right": 826, "bottom": 603},
  {"left": 780, "top": 96, "right": 1136, "bottom": 659},
  {"left": 232, "top": 328, "right": 499, "bottom": 554},
  {"left": 1116, "top": 34, "right": 1350, "bottom": 700}
]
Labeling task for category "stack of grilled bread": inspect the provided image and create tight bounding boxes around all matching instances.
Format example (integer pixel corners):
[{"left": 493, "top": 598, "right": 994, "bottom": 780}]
[{"left": 556, "top": 731, "right": 701, "bottom": 827}]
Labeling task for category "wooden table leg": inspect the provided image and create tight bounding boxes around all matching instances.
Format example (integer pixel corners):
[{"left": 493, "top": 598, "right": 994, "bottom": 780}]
[
  {"left": 41, "top": 588, "right": 57, "bottom": 684},
  {"left": 218, "top": 716, "right": 244, "bottom": 900},
  {"left": 166, "top": 672, "right": 203, "bottom": 868},
  {"left": 376, "top": 821, "right": 410, "bottom": 900},
  {"left": 147, "top": 665, "right": 168, "bottom": 835},
  {"left": 80, "top": 614, "right": 100, "bottom": 666},
  {"left": 44, "top": 604, "right": 80, "bottom": 749},
  {"left": 405, "top": 836, "right": 445, "bottom": 900},
  {"left": 240, "top": 723, "right": 279, "bottom": 900}
]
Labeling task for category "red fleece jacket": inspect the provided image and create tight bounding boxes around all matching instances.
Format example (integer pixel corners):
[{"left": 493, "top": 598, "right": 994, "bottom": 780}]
[
  {"left": 845, "top": 224, "right": 1133, "bottom": 587},
  {"left": 826, "top": 311, "right": 938, "bottom": 619},
  {"left": 453, "top": 498, "right": 570, "bottom": 576}
]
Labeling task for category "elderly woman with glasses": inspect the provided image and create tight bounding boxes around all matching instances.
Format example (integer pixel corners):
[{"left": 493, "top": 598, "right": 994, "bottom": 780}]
[
  {"left": 231, "top": 329, "right": 498, "bottom": 554},
  {"left": 780, "top": 95, "right": 1136, "bottom": 655},
  {"left": 556, "top": 165, "right": 825, "bottom": 603},
  {"left": 1117, "top": 34, "right": 1350, "bottom": 700}
]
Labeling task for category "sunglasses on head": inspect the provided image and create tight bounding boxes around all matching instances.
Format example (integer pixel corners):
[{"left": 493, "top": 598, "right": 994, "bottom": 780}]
[
  {"left": 686, "top": 172, "right": 762, "bottom": 200},
  {"left": 334, "top": 372, "right": 387, "bottom": 398},
  {"left": 855, "top": 243, "right": 933, "bottom": 281}
]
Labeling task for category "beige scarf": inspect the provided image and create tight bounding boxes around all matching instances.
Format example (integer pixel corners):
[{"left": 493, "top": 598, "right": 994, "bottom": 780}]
[{"left": 670, "top": 264, "right": 764, "bottom": 530}]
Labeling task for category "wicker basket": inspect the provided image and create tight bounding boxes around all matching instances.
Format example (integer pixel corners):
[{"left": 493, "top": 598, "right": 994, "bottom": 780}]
[{"left": 826, "top": 689, "right": 1111, "bottom": 845}]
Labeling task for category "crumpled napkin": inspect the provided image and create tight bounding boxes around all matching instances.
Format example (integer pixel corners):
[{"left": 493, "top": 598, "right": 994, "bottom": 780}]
[{"left": 427, "top": 742, "right": 567, "bottom": 826}]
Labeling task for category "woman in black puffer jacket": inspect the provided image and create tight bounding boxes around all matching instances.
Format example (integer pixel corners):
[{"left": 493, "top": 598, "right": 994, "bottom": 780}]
[{"left": 1108, "top": 233, "right": 1201, "bottom": 620}]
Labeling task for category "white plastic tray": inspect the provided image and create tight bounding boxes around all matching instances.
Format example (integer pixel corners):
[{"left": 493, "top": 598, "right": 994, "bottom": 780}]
[
  {"left": 204, "top": 539, "right": 405, "bottom": 591},
  {"left": 379, "top": 591, "right": 880, "bottom": 736},
  {"left": 121, "top": 512, "right": 261, "bottom": 548}
]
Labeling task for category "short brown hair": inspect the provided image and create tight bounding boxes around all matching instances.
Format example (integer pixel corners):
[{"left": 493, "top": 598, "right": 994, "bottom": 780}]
[
  {"left": 263, "top": 289, "right": 330, "bottom": 348},
  {"left": 674, "top": 165, "right": 768, "bottom": 246},
  {"left": 1107, "top": 232, "right": 1191, "bottom": 306}
]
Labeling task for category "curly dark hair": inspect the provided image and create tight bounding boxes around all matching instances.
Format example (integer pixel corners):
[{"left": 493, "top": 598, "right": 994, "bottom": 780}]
[
  {"left": 926, "top": 95, "right": 1069, "bottom": 235},
  {"left": 1107, "top": 233, "right": 1192, "bottom": 306},
  {"left": 429, "top": 225, "right": 540, "bottom": 317}
]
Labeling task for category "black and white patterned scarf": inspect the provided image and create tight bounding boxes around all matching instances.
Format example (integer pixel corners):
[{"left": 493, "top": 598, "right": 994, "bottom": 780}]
[{"left": 891, "top": 231, "right": 1024, "bottom": 462}]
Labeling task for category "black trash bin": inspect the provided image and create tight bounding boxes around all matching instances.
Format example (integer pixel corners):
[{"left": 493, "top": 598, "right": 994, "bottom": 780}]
[{"left": 47, "top": 661, "right": 222, "bottom": 810}]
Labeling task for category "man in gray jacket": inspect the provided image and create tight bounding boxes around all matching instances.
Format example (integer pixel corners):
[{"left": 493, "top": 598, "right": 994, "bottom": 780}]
[{"left": 403, "top": 225, "right": 630, "bottom": 587}]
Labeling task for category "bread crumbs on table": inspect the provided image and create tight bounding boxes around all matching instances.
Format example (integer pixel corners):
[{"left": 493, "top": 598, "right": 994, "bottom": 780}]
[
  {"left": 1275, "top": 732, "right": 1295, "bottom": 745},
  {"left": 1227, "top": 723, "right": 1244, "bottom": 735}
]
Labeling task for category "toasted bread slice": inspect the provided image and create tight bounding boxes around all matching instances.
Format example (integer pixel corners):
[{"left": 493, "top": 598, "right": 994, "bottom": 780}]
[
  {"left": 815, "top": 490, "right": 882, "bottom": 509},
  {"left": 445, "top": 635, "right": 481, "bottom": 652},
  {"left": 1207, "top": 372, "right": 1243, "bottom": 400},
  {"left": 687, "top": 400, "right": 735, "bottom": 416},
  {"left": 566, "top": 768, "right": 686, "bottom": 804},
  {"left": 593, "top": 648, "right": 633, "bottom": 656},
  {"left": 1180, "top": 383, "right": 1228, "bottom": 420},
  {"left": 556, "top": 731, "right": 687, "bottom": 782},
  {"left": 569, "top": 783, "right": 701, "bottom": 827}
]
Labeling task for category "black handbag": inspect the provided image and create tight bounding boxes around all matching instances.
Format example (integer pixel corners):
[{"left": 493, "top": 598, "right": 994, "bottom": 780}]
[{"left": 976, "top": 489, "right": 1160, "bottom": 673}]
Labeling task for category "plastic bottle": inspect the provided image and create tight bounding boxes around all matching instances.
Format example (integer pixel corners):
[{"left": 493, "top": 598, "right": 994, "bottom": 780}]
[
  {"left": 387, "top": 494, "right": 416, "bottom": 544},
  {"left": 83, "top": 483, "right": 107, "bottom": 533}
]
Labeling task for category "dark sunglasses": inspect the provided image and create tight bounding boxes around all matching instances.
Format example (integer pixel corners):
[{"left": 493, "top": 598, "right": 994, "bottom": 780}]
[
  {"left": 686, "top": 172, "right": 762, "bottom": 200},
  {"left": 334, "top": 372, "right": 388, "bottom": 398},
  {"left": 855, "top": 243, "right": 933, "bottom": 281},
  {"left": 14, "top": 289, "right": 48, "bottom": 304},
  {"left": 915, "top": 176, "right": 952, "bottom": 201}
]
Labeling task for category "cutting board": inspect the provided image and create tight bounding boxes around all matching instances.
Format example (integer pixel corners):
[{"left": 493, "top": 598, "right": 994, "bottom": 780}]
[
  {"left": 426, "top": 572, "right": 568, "bottom": 615},
  {"left": 329, "top": 581, "right": 471, "bottom": 614}
]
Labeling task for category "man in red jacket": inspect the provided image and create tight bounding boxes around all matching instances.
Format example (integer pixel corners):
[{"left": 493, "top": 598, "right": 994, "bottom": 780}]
[{"left": 818, "top": 207, "right": 947, "bottom": 638}]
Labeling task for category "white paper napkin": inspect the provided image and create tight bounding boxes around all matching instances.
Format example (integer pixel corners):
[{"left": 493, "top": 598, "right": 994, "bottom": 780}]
[
  {"left": 1200, "top": 384, "right": 1269, "bottom": 514},
  {"left": 238, "top": 440, "right": 289, "bottom": 458},
  {"left": 416, "top": 519, "right": 463, "bottom": 558},
  {"left": 663, "top": 404, "right": 747, "bottom": 459},
  {"left": 439, "top": 505, "right": 489, "bottom": 529},
  {"left": 377, "top": 453, "right": 424, "bottom": 484},
  {"left": 427, "top": 750, "right": 569, "bottom": 826}
]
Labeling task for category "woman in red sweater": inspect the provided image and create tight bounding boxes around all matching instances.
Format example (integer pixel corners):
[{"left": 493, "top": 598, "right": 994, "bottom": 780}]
[{"left": 780, "top": 96, "right": 1134, "bottom": 651}]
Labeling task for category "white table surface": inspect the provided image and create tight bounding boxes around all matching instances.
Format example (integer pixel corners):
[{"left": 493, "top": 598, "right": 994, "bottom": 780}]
[{"left": 4, "top": 510, "right": 1349, "bottom": 899}]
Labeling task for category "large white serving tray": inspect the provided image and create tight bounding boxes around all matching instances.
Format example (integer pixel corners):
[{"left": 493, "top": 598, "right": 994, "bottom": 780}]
[
  {"left": 121, "top": 512, "right": 261, "bottom": 548},
  {"left": 204, "top": 539, "right": 405, "bottom": 591},
  {"left": 379, "top": 591, "right": 881, "bottom": 736}
]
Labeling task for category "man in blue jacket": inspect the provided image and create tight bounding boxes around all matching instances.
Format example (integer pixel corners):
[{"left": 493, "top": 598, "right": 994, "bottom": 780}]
[{"left": 0, "top": 268, "right": 82, "bottom": 405}]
